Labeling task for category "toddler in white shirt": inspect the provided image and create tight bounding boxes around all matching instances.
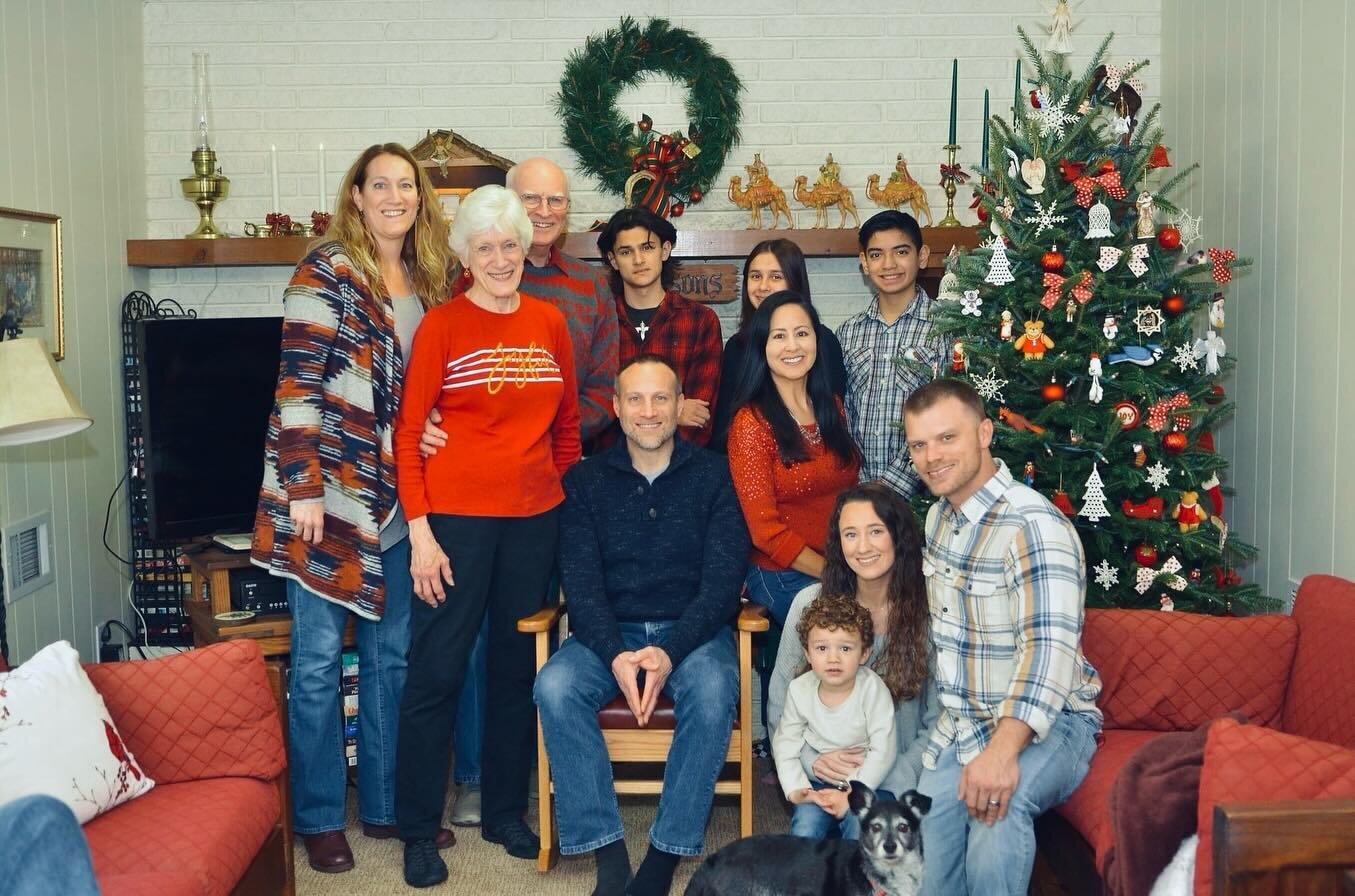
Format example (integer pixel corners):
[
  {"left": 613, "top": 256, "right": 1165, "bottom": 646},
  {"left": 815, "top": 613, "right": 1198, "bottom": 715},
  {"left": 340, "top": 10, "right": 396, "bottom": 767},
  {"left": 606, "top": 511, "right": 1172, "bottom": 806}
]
[{"left": 772, "top": 593, "right": 896, "bottom": 839}]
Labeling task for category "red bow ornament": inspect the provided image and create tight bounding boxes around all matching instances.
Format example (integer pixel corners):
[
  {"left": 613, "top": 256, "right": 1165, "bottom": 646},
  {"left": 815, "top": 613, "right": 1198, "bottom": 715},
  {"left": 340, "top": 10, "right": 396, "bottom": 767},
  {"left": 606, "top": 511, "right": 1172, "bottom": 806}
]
[
  {"left": 1071, "top": 270, "right": 1094, "bottom": 304},
  {"left": 1073, "top": 163, "right": 1127, "bottom": 208},
  {"left": 631, "top": 133, "right": 693, "bottom": 218},
  {"left": 939, "top": 163, "right": 970, "bottom": 186},
  {"left": 1208, "top": 247, "right": 1236, "bottom": 284},
  {"left": 1147, "top": 392, "right": 1191, "bottom": 433},
  {"left": 1040, "top": 272, "right": 1065, "bottom": 309}
]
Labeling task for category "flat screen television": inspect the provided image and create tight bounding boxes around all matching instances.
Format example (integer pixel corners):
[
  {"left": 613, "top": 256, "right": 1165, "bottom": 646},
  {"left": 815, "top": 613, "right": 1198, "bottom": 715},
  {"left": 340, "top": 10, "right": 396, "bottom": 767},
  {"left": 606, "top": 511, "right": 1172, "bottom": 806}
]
[{"left": 138, "top": 316, "right": 282, "bottom": 542}]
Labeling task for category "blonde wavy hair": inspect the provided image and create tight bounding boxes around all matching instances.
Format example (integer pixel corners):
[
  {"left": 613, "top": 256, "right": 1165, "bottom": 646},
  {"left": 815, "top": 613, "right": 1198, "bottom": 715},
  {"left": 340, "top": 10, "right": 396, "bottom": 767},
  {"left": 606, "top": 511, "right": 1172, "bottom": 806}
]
[{"left": 323, "top": 142, "right": 452, "bottom": 309}]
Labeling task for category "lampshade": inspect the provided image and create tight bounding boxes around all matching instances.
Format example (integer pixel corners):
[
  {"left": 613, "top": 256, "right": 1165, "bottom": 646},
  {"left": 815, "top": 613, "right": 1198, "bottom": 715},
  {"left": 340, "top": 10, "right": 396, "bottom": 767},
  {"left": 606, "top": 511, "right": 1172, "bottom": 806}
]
[{"left": 0, "top": 337, "right": 93, "bottom": 447}]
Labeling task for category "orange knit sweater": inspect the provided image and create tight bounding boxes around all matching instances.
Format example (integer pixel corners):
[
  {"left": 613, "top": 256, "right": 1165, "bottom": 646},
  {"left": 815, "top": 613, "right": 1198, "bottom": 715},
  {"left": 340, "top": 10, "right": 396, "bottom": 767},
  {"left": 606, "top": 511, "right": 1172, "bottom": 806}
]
[{"left": 394, "top": 295, "right": 581, "bottom": 519}]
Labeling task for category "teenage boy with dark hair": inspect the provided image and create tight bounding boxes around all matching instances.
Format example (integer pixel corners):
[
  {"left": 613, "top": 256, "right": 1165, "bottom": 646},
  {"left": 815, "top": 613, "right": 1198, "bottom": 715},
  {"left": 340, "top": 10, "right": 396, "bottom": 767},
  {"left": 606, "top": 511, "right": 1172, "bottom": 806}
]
[
  {"left": 836, "top": 210, "right": 948, "bottom": 497},
  {"left": 596, "top": 206, "right": 723, "bottom": 448}
]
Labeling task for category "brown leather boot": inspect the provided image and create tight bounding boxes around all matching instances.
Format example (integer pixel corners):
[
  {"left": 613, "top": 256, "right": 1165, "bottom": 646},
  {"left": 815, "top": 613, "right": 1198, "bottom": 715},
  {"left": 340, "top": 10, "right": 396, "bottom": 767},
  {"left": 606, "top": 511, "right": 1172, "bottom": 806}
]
[
  {"left": 302, "top": 830, "right": 355, "bottom": 873},
  {"left": 361, "top": 822, "right": 456, "bottom": 849}
]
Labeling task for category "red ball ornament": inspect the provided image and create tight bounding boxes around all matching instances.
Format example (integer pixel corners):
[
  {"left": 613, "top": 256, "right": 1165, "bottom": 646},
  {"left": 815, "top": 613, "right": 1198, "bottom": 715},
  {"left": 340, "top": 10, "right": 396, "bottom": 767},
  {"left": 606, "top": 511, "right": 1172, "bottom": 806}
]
[
  {"left": 1205, "top": 384, "right": 1226, "bottom": 405},
  {"left": 637, "top": 114, "right": 653, "bottom": 133},
  {"left": 1030, "top": 90, "right": 1042, "bottom": 109},
  {"left": 1041, "top": 378, "right": 1067, "bottom": 403},
  {"left": 1040, "top": 248, "right": 1066, "bottom": 272},
  {"left": 668, "top": 201, "right": 685, "bottom": 217},
  {"left": 1134, "top": 543, "right": 1159, "bottom": 567},
  {"left": 1161, "top": 294, "right": 1187, "bottom": 317},
  {"left": 1157, "top": 226, "right": 1182, "bottom": 250},
  {"left": 688, "top": 189, "right": 704, "bottom": 204},
  {"left": 1162, "top": 429, "right": 1188, "bottom": 454},
  {"left": 658, "top": 133, "right": 674, "bottom": 148}
]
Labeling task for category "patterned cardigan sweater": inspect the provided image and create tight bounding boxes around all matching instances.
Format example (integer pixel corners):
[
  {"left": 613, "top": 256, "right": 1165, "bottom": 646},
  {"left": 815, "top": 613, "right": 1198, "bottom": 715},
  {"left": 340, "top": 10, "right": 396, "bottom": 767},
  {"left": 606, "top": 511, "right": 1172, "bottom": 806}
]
[{"left": 251, "top": 242, "right": 404, "bottom": 620}]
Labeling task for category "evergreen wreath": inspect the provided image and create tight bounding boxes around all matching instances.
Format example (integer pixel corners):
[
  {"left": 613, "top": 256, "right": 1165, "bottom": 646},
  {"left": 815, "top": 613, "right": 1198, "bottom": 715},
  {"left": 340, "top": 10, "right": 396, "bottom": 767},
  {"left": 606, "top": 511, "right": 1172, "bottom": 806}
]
[{"left": 555, "top": 17, "right": 742, "bottom": 215}]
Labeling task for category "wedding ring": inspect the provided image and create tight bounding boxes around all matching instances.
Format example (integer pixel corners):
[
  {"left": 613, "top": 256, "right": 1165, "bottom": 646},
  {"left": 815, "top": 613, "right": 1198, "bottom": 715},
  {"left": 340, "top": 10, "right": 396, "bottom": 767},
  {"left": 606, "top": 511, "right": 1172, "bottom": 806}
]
[{"left": 988, "top": 798, "right": 1001, "bottom": 806}]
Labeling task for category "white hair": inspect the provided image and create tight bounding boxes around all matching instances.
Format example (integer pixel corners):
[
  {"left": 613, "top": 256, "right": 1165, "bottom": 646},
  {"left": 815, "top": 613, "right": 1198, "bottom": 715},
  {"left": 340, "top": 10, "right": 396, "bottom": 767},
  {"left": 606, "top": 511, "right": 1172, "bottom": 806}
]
[{"left": 449, "top": 185, "right": 533, "bottom": 261}]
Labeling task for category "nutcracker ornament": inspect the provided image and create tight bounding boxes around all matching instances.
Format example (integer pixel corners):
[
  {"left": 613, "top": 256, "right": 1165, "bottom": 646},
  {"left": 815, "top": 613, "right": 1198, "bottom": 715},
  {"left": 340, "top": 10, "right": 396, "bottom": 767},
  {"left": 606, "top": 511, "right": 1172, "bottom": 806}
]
[{"left": 1022, "top": 459, "right": 1037, "bottom": 486}]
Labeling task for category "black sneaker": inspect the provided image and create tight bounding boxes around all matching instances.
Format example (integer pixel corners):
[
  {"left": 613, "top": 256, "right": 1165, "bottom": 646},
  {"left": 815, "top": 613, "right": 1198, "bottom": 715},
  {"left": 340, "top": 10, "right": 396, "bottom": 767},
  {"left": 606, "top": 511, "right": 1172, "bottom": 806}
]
[
  {"left": 482, "top": 819, "right": 538, "bottom": 859},
  {"left": 403, "top": 838, "right": 448, "bottom": 888}
]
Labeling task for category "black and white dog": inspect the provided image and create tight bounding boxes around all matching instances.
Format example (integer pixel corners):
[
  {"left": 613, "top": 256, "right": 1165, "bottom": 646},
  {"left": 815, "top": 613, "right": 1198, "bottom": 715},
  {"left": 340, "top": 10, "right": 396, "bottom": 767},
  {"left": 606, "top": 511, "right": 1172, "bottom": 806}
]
[{"left": 684, "top": 783, "right": 931, "bottom": 896}]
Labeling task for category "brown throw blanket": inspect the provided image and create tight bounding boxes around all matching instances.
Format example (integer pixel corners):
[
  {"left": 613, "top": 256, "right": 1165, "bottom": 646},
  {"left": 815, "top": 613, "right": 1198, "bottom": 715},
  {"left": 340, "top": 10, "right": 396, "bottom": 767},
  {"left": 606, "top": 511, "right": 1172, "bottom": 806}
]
[{"left": 1102, "top": 711, "right": 1247, "bottom": 896}]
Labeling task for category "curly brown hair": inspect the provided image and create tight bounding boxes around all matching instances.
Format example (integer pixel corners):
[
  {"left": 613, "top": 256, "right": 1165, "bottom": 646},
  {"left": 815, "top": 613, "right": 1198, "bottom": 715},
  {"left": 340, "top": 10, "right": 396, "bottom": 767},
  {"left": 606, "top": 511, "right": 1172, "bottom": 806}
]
[
  {"left": 796, "top": 593, "right": 874, "bottom": 652},
  {"left": 821, "top": 483, "right": 930, "bottom": 703}
]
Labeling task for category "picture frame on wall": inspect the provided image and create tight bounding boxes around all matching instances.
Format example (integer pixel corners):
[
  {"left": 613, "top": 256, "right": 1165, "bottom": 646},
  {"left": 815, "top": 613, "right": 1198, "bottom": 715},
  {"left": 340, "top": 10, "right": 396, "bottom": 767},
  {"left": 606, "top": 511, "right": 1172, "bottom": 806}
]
[{"left": 0, "top": 207, "right": 64, "bottom": 360}]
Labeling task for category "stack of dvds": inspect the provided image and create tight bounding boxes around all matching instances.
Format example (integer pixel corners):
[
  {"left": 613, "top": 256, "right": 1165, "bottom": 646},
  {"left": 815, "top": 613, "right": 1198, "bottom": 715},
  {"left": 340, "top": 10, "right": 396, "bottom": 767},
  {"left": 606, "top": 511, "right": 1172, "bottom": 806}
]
[{"left": 341, "top": 650, "right": 359, "bottom": 767}]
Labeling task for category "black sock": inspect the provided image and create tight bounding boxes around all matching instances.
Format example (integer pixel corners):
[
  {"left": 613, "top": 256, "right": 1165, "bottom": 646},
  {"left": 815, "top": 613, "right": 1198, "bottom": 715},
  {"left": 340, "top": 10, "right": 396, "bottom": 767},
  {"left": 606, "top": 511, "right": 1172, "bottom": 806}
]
[
  {"left": 593, "top": 839, "right": 631, "bottom": 896},
  {"left": 627, "top": 845, "right": 680, "bottom": 896}
]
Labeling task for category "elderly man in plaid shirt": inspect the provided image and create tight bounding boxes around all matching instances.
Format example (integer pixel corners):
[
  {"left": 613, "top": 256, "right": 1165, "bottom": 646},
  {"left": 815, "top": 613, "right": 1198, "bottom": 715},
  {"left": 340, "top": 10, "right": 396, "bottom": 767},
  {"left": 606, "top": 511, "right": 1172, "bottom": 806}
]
[
  {"left": 902, "top": 378, "right": 1102, "bottom": 896},
  {"left": 837, "top": 210, "right": 949, "bottom": 498}
]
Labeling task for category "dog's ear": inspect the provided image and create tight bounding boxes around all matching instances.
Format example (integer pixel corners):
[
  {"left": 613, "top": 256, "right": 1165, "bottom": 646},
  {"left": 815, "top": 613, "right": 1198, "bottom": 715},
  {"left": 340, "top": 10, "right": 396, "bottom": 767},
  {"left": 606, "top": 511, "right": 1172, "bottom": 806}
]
[
  {"left": 847, "top": 780, "right": 875, "bottom": 816},
  {"left": 901, "top": 789, "right": 932, "bottom": 819}
]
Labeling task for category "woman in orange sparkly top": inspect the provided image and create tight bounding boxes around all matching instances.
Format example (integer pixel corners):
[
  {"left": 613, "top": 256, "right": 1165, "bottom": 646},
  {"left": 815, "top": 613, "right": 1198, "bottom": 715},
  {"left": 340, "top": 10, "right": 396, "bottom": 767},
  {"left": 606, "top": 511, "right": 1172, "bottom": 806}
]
[{"left": 726, "top": 290, "right": 861, "bottom": 627}]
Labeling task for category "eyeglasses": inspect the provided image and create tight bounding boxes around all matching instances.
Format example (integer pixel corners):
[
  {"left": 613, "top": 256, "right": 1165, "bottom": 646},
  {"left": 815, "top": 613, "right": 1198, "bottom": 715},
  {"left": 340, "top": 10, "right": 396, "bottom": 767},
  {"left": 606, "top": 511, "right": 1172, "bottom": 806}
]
[{"left": 519, "top": 193, "right": 569, "bottom": 211}]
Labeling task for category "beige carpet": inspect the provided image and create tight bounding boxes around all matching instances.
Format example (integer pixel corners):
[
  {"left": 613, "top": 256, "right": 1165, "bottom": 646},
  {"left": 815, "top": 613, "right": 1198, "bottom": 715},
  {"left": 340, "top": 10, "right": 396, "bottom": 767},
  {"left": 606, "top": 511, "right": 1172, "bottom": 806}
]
[{"left": 296, "top": 759, "right": 789, "bottom": 895}]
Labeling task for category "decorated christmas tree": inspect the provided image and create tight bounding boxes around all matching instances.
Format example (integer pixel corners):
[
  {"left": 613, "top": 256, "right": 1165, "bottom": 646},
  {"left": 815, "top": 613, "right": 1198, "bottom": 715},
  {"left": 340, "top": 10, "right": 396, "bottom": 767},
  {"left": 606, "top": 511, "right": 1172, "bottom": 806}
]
[{"left": 933, "top": 31, "right": 1273, "bottom": 614}]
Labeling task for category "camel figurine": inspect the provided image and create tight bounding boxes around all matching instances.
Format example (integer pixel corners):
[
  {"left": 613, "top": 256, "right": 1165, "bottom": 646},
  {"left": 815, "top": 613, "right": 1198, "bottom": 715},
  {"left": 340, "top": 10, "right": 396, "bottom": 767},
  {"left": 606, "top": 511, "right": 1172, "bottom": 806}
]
[
  {"left": 793, "top": 175, "right": 860, "bottom": 229},
  {"left": 866, "top": 155, "right": 934, "bottom": 226},
  {"left": 728, "top": 174, "right": 794, "bottom": 230}
]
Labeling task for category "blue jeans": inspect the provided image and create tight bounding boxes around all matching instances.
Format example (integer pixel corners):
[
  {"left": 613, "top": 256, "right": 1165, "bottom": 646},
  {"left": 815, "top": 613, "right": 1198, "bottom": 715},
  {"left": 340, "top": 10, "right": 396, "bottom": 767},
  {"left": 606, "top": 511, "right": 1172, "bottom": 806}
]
[
  {"left": 0, "top": 794, "right": 99, "bottom": 896},
  {"left": 918, "top": 710, "right": 1099, "bottom": 896},
  {"left": 790, "top": 783, "right": 895, "bottom": 841},
  {"left": 744, "top": 566, "right": 817, "bottom": 627},
  {"left": 453, "top": 619, "right": 487, "bottom": 785},
  {"left": 533, "top": 622, "right": 739, "bottom": 857},
  {"left": 287, "top": 537, "right": 412, "bottom": 833}
]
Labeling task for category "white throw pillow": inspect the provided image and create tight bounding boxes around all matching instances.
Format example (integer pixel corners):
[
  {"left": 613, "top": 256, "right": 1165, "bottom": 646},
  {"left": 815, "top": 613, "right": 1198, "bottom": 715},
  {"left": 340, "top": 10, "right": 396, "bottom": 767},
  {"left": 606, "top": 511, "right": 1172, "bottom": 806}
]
[{"left": 0, "top": 640, "right": 155, "bottom": 823}]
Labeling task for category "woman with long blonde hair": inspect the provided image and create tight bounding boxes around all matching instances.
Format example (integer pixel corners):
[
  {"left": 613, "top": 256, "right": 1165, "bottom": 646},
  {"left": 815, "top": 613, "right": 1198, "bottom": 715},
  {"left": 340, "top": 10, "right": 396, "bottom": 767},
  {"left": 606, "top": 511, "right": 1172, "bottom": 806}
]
[{"left": 252, "top": 142, "right": 455, "bottom": 875}]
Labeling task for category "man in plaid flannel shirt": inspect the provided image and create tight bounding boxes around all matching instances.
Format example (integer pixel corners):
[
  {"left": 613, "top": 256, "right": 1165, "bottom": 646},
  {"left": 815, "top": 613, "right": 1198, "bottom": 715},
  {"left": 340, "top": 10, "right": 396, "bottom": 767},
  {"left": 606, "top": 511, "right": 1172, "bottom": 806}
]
[
  {"left": 595, "top": 206, "right": 722, "bottom": 448},
  {"left": 903, "top": 378, "right": 1102, "bottom": 896},
  {"left": 837, "top": 210, "right": 949, "bottom": 498}
]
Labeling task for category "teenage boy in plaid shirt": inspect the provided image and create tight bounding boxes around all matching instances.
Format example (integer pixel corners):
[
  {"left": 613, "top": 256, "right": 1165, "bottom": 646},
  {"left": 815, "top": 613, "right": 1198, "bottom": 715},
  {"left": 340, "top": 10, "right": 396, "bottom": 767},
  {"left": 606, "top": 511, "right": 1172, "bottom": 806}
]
[
  {"left": 837, "top": 209, "right": 949, "bottom": 497},
  {"left": 902, "top": 378, "right": 1102, "bottom": 896},
  {"left": 595, "top": 206, "right": 722, "bottom": 448}
]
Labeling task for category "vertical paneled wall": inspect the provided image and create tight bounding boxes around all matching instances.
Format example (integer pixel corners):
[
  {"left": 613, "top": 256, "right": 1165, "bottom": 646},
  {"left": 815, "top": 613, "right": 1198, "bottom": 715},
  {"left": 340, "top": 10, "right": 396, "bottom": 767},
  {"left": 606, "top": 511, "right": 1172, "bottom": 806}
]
[
  {"left": 0, "top": 0, "right": 146, "bottom": 661},
  {"left": 1161, "top": 0, "right": 1352, "bottom": 602}
]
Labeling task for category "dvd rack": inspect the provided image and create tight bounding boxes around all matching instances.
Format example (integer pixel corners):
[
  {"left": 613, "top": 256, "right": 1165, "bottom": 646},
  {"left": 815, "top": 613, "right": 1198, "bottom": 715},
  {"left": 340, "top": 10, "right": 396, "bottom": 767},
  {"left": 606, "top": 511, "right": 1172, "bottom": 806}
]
[{"left": 121, "top": 291, "right": 196, "bottom": 646}]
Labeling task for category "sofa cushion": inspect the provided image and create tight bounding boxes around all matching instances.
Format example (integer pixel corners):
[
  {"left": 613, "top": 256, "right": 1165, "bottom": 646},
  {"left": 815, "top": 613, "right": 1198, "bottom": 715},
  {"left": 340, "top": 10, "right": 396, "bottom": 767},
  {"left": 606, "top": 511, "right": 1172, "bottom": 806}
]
[
  {"left": 1083, "top": 609, "right": 1295, "bottom": 731},
  {"left": 84, "top": 639, "right": 285, "bottom": 785},
  {"left": 1053, "top": 728, "right": 1161, "bottom": 870},
  {"left": 98, "top": 872, "right": 205, "bottom": 896},
  {"left": 84, "top": 776, "right": 280, "bottom": 896},
  {"left": 1193, "top": 717, "right": 1355, "bottom": 896},
  {"left": 1283, "top": 574, "right": 1355, "bottom": 749},
  {"left": 0, "top": 640, "right": 155, "bottom": 823}
]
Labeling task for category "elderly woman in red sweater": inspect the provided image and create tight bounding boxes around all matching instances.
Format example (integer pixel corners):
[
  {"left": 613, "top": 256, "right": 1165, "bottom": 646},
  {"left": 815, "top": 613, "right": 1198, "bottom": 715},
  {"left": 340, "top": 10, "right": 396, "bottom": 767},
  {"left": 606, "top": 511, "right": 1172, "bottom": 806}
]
[
  {"left": 391, "top": 184, "right": 580, "bottom": 887},
  {"left": 726, "top": 290, "right": 861, "bottom": 627}
]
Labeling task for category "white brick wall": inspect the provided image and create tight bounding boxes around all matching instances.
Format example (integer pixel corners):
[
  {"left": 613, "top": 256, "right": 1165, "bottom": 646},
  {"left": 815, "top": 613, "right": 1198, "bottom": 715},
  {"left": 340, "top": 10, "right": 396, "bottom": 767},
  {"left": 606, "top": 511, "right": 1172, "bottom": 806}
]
[{"left": 143, "top": 1, "right": 1160, "bottom": 332}]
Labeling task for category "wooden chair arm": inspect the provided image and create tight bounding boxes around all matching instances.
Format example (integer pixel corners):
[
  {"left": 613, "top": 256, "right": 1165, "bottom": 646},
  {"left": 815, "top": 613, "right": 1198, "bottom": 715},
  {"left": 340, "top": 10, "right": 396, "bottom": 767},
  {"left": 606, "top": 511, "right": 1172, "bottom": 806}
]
[
  {"left": 517, "top": 602, "right": 566, "bottom": 634},
  {"left": 1213, "top": 799, "right": 1355, "bottom": 895},
  {"left": 737, "top": 602, "right": 769, "bottom": 633}
]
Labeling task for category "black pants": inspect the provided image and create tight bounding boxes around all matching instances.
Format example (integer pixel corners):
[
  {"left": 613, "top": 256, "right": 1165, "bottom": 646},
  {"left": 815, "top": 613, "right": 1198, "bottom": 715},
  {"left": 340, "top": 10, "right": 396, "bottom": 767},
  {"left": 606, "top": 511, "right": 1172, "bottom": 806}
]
[{"left": 395, "top": 509, "right": 558, "bottom": 838}]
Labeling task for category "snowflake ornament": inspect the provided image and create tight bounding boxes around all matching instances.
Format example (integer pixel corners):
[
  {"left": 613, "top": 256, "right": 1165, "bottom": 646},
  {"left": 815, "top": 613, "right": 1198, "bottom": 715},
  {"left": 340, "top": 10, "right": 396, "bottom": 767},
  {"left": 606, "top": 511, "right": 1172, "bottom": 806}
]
[
  {"left": 961, "top": 290, "right": 983, "bottom": 316},
  {"left": 1024, "top": 199, "right": 1068, "bottom": 238},
  {"left": 1093, "top": 559, "right": 1120, "bottom": 591},
  {"left": 970, "top": 369, "right": 1008, "bottom": 404},
  {"left": 1145, "top": 462, "right": 1171, "bottom": 491},
  {"left": 1034, "top": 90, "right": 1079, "bottom": 139},
  {"left": 1171, "top": 210, "right": 1203, "bottom": 249},
  {"left": 1172, "top": 342, "right": 1199, "bottom": 372},
  {"left": 1134, "top": 306, "right": 1165, "bottom": 336}
]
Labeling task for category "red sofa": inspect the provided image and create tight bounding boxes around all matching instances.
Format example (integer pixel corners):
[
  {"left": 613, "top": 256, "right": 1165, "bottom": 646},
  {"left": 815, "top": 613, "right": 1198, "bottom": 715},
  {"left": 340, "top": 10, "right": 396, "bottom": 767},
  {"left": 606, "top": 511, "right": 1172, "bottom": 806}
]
[
  {"left": 2, "top": 639, "right": 293, "bottom": 896},
  {"left": 1034, "top": 574, "right": 1355, "bottom": 895}
]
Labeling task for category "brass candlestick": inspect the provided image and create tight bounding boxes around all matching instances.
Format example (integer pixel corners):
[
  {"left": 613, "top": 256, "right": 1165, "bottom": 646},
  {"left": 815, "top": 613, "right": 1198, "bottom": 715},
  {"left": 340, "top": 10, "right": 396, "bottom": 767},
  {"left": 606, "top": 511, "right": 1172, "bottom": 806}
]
[
  {"left": 180, "top": 147, "right": 230, "bottom": 239},
  {"left": 938, "top": 143, "right": 963, "bottom": 228}
]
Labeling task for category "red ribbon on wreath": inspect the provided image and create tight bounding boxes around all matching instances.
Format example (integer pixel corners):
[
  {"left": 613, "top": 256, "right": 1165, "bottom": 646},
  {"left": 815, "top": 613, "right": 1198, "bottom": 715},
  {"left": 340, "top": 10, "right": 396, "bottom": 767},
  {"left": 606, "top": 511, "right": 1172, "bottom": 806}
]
[
  {"left": 1147, "top": 392, "right": 1191, "bottom": 433},
  {"left": 1073, "top": 167, "right": 1127, "bottom": 207},
  {"left": 939, "top": 163, "right": 970, "bottom": 186},
  {"left": 1208, "top": 247, "right": 1236, "bottom": 284},
  {"left": 631, "top": 133, "right": 691, "bottom": 217}
]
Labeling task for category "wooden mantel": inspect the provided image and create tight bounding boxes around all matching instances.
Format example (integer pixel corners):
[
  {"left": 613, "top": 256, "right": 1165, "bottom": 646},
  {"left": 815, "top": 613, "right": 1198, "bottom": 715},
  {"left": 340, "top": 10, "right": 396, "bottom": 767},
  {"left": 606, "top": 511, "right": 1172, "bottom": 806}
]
[{"left": 126, "top": 227, "right": 980, "bottom": 269}]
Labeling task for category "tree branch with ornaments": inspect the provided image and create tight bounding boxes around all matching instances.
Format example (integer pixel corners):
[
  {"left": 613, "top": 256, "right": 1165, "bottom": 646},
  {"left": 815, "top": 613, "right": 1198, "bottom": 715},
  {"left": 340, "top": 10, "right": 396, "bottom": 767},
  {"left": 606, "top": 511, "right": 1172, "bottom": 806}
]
[{"left": 926, "top": 29, "right": 1273, "bottom": 614}]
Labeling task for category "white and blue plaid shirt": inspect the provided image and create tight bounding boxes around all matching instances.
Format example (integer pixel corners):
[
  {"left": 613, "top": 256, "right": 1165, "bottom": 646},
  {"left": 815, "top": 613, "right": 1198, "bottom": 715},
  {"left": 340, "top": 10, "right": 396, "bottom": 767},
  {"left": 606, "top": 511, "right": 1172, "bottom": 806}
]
[
  {"left": 836, "top": 287, "right": 948, "bottom": 497},
  {"left": 921, "top": 459, "right": 1103, "bottom": 768}
]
